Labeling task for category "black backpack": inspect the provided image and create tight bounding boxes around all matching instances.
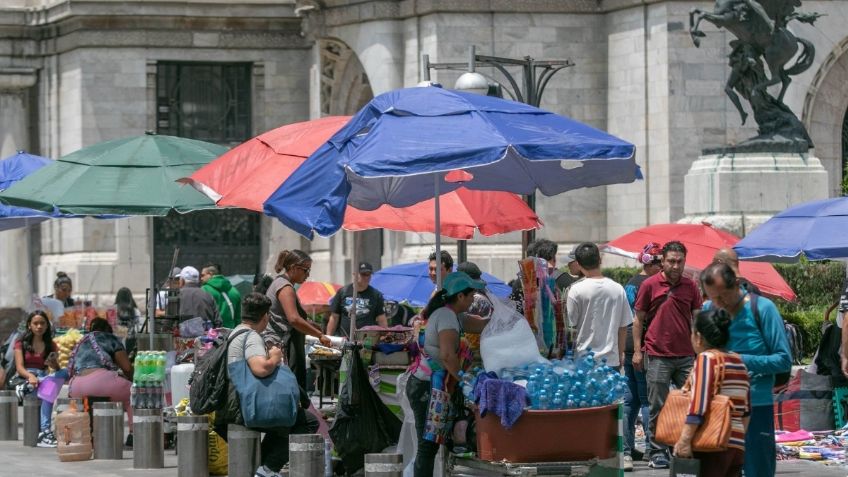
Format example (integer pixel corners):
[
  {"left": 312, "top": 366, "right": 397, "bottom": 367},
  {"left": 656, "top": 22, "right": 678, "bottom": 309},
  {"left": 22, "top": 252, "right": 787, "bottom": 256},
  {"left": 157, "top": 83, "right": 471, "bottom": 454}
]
[
  {"left": 189, "top": 328, "right": 249, "bottom": 415},
  {"left": 750, "top": 293, "right": 793, "bottom": 388}
]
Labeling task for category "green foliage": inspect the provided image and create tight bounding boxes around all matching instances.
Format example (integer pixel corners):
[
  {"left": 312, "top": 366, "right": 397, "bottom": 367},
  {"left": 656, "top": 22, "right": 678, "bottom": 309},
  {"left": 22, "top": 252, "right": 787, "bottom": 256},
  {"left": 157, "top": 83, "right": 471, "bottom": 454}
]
[
  {"left": 772, "top": 261, "right": 843, "bottom": 358},
  {"left": 602, "top": 267, "right": 640, "bottom": 287}
]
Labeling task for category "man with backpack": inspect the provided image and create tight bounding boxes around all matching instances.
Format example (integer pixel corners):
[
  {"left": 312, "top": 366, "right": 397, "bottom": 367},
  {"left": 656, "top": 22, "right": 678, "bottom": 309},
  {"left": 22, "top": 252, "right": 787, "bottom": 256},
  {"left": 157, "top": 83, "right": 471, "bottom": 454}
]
[
  {"left": 193, "top": 292, "right": 317, "bottom": 477},
  {"left": 701, "top": 262, "right": 792, "bottom": 477}
]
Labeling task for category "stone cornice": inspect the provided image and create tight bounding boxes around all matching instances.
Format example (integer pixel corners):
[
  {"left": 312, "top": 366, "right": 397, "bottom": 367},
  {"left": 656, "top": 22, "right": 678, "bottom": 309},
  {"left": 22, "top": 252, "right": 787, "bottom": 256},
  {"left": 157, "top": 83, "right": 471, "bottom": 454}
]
[
  {"left": 305, "top": 0, "right": 847, "bottom": 27},
  {"left": 0, "top": 67, "right": 37, "bottom": 90},
  {"left": 6, "top": 1, "right": 297, "bottom": 25},
  {"left": 0, "top": 8, "right": 309, "bottom": 56}
]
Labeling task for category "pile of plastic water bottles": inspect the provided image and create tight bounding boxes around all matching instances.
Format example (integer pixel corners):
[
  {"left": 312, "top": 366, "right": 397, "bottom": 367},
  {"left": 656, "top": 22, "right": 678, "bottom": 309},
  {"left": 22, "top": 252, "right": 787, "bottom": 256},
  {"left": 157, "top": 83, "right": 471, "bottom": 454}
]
[
  {"left": 130, "top": 351, "right": 167, "bottom": 409},
  {"left": 465, "top": 348, "right": 629, "bottom": 410}
]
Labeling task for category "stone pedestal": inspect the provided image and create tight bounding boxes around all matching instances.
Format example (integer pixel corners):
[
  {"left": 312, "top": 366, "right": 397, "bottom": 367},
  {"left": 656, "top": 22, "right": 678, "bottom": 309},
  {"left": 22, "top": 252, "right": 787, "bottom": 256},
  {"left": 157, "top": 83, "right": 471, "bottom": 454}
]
[{"left": 680, "top": 151, "right": 829, "bottom": 236}]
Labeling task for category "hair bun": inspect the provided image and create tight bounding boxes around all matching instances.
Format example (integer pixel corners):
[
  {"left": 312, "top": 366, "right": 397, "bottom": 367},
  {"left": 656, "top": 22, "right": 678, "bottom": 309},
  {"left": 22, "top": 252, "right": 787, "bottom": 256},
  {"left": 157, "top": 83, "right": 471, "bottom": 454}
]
[
  {"left": 56, "top": 271, "right": 68, "bottom": 278},
  {"left": 714, "top": 309, "right": 732, "bottom": 331}
]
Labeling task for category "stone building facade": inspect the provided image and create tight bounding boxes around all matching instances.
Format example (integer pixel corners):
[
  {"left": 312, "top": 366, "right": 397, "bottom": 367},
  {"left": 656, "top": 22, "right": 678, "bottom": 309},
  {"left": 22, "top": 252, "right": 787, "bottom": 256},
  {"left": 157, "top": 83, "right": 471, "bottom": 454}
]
[{"left": 0, "top": 0, "right": 846, "bottom": 308}]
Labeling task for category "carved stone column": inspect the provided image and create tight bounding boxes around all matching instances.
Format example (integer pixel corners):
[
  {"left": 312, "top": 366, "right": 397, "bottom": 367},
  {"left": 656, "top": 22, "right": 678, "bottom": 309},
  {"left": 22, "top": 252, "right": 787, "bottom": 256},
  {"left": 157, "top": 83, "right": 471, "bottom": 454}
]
[{"left": 0, "top": 68, "right": 38, "bottom": 308}]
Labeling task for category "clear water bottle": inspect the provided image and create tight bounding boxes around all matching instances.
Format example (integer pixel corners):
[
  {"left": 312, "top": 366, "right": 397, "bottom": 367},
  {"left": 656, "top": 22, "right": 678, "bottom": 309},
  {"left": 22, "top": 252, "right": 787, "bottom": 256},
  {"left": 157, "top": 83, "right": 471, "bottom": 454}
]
[
  {"left": 565, "top": 394, "right": 576, "bottom": 409},
  {"left": 537, "top": 390, "right": 550, "bottom": 410},
  {"left": 130, "top": 383, "right": 138, "bottom": 408},
  {"left": 324, "top": 438, "right": 333, "bottom": 477},
  {"left": 458, "top": 371, "right": 475, "bottom": 401},
  {"left": 552, "top": 391, "right": 564, "bottom": 410}
]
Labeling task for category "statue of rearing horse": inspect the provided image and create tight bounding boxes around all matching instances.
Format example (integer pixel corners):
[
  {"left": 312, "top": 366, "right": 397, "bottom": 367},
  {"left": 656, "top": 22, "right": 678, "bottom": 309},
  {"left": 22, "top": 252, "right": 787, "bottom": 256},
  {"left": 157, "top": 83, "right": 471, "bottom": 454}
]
[{"left": 689, "top": 0, "right": 819, "bottom": 105}]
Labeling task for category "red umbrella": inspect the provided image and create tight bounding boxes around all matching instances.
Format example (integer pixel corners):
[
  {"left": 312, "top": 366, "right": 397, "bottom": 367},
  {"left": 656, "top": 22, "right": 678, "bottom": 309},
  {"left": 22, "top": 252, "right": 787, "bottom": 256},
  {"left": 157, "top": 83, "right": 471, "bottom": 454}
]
[
  {"left": 180, "top": 117, "right": 542, "bottom": 239},
  {"left": 297, "top": 281, "right": 342, "bottom": 315},
  {"left": 603, "top": 223, "right": 796, "bottom": 302}
]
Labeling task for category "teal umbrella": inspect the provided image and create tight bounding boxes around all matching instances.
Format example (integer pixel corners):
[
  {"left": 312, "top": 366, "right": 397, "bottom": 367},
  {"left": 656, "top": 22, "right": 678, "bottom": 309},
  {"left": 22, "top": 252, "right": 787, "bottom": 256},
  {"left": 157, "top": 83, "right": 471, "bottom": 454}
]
[
  {"left": 0, "top": 132, "right": 228, "bottom": 349},
  {"left": 0, "top": 132, "right": 226, "bottom": 215}
]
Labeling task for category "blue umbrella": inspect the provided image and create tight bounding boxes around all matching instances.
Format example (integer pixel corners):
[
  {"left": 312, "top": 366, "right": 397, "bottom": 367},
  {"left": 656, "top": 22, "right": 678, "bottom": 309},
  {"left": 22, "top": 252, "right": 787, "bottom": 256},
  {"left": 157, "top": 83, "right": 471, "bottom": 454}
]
[
  {"left": 0, "top": 151, "right": 55, "bottom": 231},
  {"left": 735, "top": 197, "right": 848, "bottom": 262},
  {"left": 264, "top": 86, "right": 639, "bottom": 239},
  {"left": 369, "top": 261, "right": 512, "bottom": 307}
]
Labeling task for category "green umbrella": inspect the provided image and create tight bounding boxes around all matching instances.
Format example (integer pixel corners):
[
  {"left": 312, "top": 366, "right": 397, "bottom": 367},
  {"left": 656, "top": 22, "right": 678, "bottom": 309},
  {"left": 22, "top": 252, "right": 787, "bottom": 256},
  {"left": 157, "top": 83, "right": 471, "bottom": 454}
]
[
  {"left": 0, "top": 132, "right": 226, "bottom": 215},
  {"left": 0, "top": 132, "right": 229, "bottom": 349}
]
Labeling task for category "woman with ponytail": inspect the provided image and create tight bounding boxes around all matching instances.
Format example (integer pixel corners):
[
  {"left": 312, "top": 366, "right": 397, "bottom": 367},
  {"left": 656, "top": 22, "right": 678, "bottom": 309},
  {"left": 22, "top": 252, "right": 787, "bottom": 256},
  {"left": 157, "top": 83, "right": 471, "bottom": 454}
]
[
  {"left": 672, "top": 308, "right": 751, "bottom": 476},
  {"left": 263, "top": 249, "right": 331, "bottom": 390},
  {"left": 407, "top": 272, "right": 489, "bottom": 477}
]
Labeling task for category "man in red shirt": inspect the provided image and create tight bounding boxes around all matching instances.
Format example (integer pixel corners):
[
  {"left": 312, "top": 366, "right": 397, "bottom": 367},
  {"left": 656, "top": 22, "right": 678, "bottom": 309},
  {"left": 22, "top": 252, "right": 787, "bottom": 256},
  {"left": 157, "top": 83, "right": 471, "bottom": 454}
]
[{"left": 632, "top": 241, "right": 703, "bottom": 469}]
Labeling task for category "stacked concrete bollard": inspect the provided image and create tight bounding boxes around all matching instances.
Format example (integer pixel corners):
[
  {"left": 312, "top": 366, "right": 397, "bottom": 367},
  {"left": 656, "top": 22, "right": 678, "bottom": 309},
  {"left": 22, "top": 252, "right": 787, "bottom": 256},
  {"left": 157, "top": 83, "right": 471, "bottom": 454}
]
[
  {"left": 0, "top": 390, "right": 18, "bottom": 440},
  {"left": 23, "top": 395, "right": 40, "bottom": 446},
  {"left": 364, "top": 453, "right": 403, "bottom": 477},
  {"left": 133, "top": 409, "right": 164, "bottom": 468},
  {"left": 93, "top": 402, "right": 124, "bottom": 459},
  {"left": 289, "top": 434, "right": 324, "bottom": 477},
  {"left": 177, "top": 415, "right": 209, "bottom": 477},
  {"left": 227, "top": 424, "right": 261, "bottom": 477}
]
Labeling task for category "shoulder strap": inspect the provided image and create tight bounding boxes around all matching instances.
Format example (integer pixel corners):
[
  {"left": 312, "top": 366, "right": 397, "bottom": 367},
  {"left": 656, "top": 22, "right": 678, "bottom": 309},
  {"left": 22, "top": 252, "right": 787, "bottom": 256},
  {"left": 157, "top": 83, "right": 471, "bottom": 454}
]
[
  {"left": 751, "top": 292, "right": 761, "bottom": 331},
  {"left": 221, "top": 292, "right": 235, "bottom": 319},
  {"left": 226, "top": 328, "right": 251, "bottom": 346}
]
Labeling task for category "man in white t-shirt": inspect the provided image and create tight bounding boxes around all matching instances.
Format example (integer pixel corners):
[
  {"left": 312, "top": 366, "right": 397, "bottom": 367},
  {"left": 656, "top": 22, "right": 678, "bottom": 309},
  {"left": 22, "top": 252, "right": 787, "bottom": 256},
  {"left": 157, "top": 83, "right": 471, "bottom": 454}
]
[{"left": 566, "top": 242, "right": 633, "bottom": 367}]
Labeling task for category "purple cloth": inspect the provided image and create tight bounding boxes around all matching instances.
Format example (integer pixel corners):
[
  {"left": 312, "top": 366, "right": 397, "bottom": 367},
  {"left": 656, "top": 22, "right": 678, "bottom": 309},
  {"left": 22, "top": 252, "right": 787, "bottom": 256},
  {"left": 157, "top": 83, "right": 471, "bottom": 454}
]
[{"left": 473, "top": 372, "right": 528, "bottom": 429}]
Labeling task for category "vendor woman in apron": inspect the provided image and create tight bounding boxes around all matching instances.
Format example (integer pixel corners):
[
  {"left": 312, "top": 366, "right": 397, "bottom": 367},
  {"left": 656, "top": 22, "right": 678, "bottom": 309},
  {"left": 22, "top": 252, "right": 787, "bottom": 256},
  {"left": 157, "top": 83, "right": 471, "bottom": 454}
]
[{"left": 407, "top": 271, "right": 490, "bottom": 477}]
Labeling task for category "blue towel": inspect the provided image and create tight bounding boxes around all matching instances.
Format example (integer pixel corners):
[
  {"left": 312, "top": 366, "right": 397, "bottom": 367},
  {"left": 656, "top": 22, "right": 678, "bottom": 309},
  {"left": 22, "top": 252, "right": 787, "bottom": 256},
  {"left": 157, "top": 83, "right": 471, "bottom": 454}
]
[{"left": 473, "top": 372, "right": 528, "bottom": 429}]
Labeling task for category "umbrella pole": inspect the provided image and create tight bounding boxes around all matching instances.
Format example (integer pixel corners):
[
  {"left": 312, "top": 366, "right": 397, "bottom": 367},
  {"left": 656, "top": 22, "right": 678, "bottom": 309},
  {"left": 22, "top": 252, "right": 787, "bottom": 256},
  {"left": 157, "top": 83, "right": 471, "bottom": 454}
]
[
  {"left": 148, "top": 216, "right": 155, "bottom": 351},
  {"left": 435, "top": 173, "right": 442, "bottom": 289},
  {"left": 350, "top": 232, "right": 357, "bottom": 342}
]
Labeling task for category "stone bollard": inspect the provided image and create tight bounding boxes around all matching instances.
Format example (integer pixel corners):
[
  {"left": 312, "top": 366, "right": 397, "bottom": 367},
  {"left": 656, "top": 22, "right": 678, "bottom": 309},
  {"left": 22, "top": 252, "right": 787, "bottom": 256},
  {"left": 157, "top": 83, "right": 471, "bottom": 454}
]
[
  {"left": 23, "top": 395, "right": 40, "bottom": 446},
  {"left": 177, "top": 415, "right": 208, "bottom": 477},
  {"left": 93, "top": 402, "right": 124, "bottom": 459},
  {"left": 227, "top": 424, "right": 260, "bottom": 477},
  {"left": 289, "top": 434, "right": 324, "bottom": 477},
  {"left": 364, "top": 453, "right": 403, "bottom": 477},
  {"left": 133, "top": 409, "right": 164, "bottom": 469},
  {"left": 0, "top": 390, "right": 18, "bottom": 440}
]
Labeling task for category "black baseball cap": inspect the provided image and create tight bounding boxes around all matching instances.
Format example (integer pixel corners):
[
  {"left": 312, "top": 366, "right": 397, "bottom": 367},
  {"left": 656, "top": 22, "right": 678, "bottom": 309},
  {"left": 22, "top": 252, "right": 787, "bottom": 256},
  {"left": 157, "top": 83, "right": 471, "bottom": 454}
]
[
  {"left": 358, "top": 262, "right": 374, "bottom": 274},
  {"left": 456, "top": 261, "right": 482, "bottom": 280}
]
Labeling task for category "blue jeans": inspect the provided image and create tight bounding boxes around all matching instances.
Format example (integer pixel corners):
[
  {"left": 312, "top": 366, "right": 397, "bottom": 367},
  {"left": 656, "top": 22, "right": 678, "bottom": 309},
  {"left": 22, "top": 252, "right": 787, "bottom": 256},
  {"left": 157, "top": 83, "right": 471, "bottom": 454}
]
[
  {"left": 407, "top": 376, "right": 440, "bottom": 477},
  {"left": 623, "top": 353, "right": 650, "bottom": 456},
  {"left": 744, "top": 405, "right": 776, "bottom": 477},
  {"left": 25, "top": 368, "right": 69, "bottom": 432}
]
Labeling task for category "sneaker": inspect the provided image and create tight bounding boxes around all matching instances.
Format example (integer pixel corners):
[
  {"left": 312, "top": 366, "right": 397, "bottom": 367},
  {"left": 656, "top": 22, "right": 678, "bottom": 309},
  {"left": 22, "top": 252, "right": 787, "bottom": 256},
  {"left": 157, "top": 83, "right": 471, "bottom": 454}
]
[
  {"left": 254, "top": 464, "right": 282, "bottom": 477},
  {"left": 648, "top": 453, "right": 669, "bottom": 469},
  {"left": 623, "top": 454, "right": 633, "bottom": 471},
  {"left": 36, "top": 430, "right": 57, "bottom": 448}
]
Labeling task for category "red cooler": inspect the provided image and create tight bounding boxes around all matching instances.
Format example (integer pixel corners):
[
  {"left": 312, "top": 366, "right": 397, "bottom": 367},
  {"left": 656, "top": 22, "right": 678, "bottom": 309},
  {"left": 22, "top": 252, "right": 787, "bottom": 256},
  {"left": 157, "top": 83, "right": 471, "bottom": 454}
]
[{"left": 476, "top": 404, "right": 619, "bottom": 462}]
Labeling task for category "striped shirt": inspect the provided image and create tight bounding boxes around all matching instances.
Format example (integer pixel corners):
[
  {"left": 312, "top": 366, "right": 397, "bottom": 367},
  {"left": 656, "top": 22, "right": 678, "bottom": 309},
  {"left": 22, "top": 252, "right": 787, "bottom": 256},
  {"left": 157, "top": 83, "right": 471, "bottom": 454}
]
[{"left": 686, "top": 350, "right": 751, "bottom": 451}]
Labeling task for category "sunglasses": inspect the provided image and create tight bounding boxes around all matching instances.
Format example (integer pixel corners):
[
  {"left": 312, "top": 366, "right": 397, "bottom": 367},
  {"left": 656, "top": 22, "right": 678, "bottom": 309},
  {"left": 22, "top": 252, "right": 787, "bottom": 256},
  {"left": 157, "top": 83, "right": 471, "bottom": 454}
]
[{"left": 295, "top": 264, "right": 311, "bottom": 274}]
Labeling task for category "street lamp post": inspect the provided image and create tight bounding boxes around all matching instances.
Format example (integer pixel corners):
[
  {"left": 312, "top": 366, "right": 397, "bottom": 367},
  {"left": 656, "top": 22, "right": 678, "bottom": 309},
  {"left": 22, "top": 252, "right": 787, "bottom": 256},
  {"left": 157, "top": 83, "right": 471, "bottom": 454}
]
[{"left": 422, "top": 46, "right": 574, "bottom": 260}]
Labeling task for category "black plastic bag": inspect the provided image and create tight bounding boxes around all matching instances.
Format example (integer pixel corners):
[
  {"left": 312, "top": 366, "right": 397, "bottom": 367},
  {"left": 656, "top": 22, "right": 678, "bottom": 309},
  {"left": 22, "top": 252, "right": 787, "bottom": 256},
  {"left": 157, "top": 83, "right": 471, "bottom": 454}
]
[{"left": 329, "top": 347, "right": 402, "bottom": 474}]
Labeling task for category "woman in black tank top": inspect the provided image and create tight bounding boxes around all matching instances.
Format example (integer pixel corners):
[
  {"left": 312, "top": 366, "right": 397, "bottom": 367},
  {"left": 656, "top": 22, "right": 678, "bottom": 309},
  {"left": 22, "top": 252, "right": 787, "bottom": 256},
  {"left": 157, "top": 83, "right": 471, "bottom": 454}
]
[{"left": 264, "top": 249, "right": 331, "bottom": 389}]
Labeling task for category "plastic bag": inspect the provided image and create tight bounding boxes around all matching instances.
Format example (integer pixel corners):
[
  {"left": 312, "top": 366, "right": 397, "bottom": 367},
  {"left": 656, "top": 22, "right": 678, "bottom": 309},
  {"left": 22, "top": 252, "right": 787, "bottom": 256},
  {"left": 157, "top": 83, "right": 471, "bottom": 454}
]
[
  {"left": 480, "top": 296, "right": 548, "bottom": 374},
  {"left": 330, "top": 347, "right": 402, "bottom": 474},
  {"left": 208, "top": 412, "right": 229, "bottom": 475}
]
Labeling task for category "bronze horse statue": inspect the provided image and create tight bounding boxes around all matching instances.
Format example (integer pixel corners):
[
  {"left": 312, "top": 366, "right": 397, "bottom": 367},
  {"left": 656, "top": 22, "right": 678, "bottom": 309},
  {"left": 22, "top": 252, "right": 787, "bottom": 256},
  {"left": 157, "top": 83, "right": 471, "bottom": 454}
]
[{"left": 690, "top": 0, "right": 819, "bottom": 106}]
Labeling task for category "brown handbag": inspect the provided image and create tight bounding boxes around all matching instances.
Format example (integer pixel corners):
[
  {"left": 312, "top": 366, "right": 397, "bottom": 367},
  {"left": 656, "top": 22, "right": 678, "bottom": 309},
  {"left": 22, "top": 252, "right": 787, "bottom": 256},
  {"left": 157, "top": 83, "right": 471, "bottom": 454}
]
[{"left": 655, "top": 352, "right": 733, "bottom": 452}]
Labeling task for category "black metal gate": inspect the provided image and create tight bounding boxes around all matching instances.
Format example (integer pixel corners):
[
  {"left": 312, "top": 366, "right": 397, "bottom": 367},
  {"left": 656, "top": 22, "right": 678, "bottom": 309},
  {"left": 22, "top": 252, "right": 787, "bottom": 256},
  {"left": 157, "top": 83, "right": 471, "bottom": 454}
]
[
  {"left": 153, "top": 209, "right": 261, "bottom": 282},
  {"left": 154, "top": 61, "right": 259, "bottom": 282}
]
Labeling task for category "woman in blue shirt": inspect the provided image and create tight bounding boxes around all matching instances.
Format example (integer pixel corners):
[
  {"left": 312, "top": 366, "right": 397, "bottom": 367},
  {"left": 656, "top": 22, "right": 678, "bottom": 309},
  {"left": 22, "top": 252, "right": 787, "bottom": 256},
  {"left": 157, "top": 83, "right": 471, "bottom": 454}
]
[{"left": 700, "top": 263, "right": 791, "bottom": 477}]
